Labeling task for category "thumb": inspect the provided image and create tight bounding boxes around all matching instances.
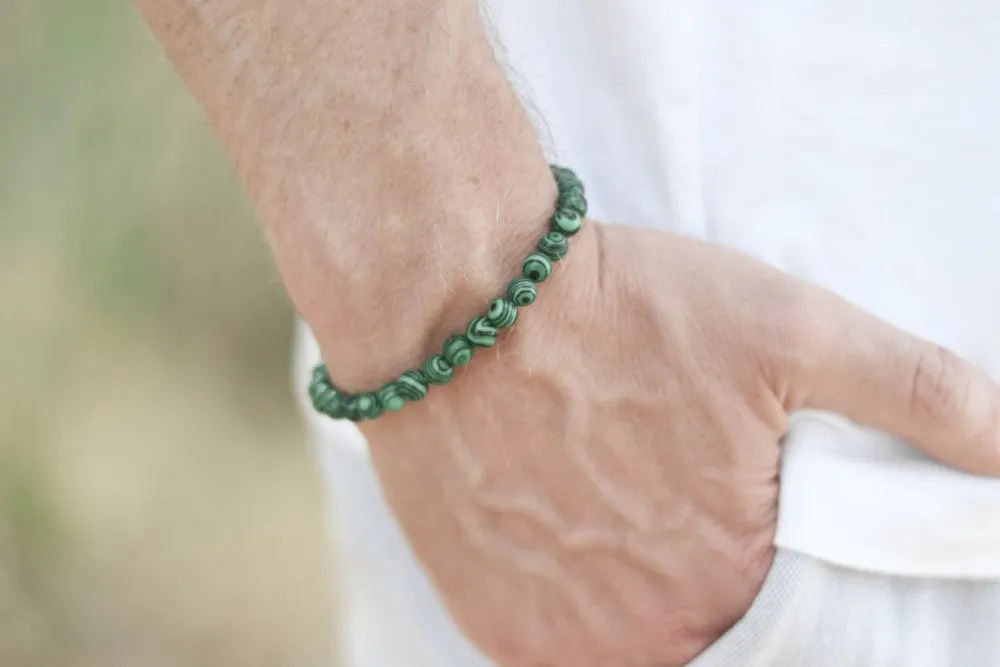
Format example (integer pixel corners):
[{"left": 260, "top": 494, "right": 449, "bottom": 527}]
[{"left": 782, "top": 286, "right": 1000, "bottom": 476}]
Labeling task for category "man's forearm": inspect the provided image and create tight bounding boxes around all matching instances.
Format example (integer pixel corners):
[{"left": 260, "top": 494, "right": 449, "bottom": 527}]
[{"left": 137, "top": 0, "right": 557, "bottom": 388}]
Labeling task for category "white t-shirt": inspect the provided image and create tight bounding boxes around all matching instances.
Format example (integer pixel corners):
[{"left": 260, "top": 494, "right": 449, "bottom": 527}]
[{"left": 298, "top": 0, "right": 1000, "bottom": 589}]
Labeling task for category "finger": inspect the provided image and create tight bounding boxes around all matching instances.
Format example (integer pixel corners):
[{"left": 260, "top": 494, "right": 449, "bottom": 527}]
[{"left": 783, "top": 286, "right": 1000, "bottom": 476}]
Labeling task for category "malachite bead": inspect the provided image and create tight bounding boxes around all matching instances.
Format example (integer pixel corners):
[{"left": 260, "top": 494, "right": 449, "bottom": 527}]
[
  {"left": 313, "top": 387, "right": 341, "bottom": 418},
  {"left": 377, "top": 382, "right": 406, "bottom": 412},
  {"left": 522, "top": 252, "right": 553, "bottom": 283},
  {"left": 466, "top": 316, "right": 499, "bottom": 348},
  {"left": 538, "top": 231, "right": 569, "bottom": 261},
  {"left": 560, "top": 187, "right": 587, "bottom": 217},
  {"left": 309, "top": 366, "right": 330, "bottom": 399},
  {"left": 308, "top": 380, "right": 324, "bottom": 403},
  {"left": 309, "top": 382, "right": 326, "bottom": 405},
  {"left": 424, "top": 355, "right": 455, "bottom": 385},
  {"left": 396, "top": 369, "right": 429, "bottom": 401},
  {"left": 443, "top": 335, "right": 474, "bottom": 367},
  {"left": 486, "top": 298, "right": 518, "bottom": 329},
  {"left": 356, "top": 392, "right": 384, "bottom": 420},
  {"left": 342, "top": 395, "right": 362, "bottom": 422},
  {"left": 551, "top": 209, "right": 582, "bottom": 236},
  {"left": 508, "top": 276, "right": 538, "bottom": 307},
  {"left": 551, "top": 165, "right": 582, "bottom": 193}
]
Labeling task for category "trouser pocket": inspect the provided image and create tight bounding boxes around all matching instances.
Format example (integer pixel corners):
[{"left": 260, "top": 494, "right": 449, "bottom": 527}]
[{"left": 685, "top": 549, "right": 805, "bottom": 667}]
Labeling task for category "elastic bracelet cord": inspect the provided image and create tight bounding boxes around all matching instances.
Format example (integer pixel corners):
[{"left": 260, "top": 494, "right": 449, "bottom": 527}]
[{"left": 308, "top": 164, "right": 588, "bottom": 422}]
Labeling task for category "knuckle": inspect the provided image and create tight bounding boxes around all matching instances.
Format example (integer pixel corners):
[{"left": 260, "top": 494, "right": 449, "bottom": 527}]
[
  {"left": 782, "top": 301, "right": 825, "bottom": 352},
  {"left": 910, "top": 345, "right": 970, "bottom": 423},
  {"left": 758, "top": 281, "right": 819, "bottom": 350},
  {"left": 774, "top": 283, "right": 822, "bottom": 340},
  {"left": 764, "top": 282, "right": 832, "bottom": 377}
]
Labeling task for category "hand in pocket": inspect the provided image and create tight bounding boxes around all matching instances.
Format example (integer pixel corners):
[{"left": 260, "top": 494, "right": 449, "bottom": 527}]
[{"left": 353, "top": 222, "right": 1000, "bottom": 667}]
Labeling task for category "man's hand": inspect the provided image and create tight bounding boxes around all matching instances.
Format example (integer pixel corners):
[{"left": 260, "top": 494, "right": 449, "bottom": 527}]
[
  {"left": 137, "top": 1, "right": 1000, "bottom": 665},
  {"left": 361, "top": 221, "right": 1000, "bottom": 667}
]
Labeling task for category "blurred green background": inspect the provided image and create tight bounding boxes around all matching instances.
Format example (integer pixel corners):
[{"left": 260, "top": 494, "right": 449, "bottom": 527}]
[{"left": 1, "top": 2, "right": 332, "bottom": 665}]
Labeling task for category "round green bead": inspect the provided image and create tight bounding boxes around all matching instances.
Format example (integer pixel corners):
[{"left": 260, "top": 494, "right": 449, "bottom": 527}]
[
  {"left": 466, "top": 316, "right": 498, "bottom": 348},
  {"left": 341, "top": 395, "right": 362, "bottom": 422},
  {"left": 396, "top": 369, "right": 429, "bottom": 402},
  {"left": 551, "top": 209, "right": 582, "bottom": 236},
  {"left": 356, "top": 392, "right": 384, "bottom": 420},
  {"left": 311, "top": 385, "right": 330, "bottom": 410},
  {"left": 424, "top": 355, "right": 455, "bottom": 385},
  {"left": 551, "top": 165, "right": 582, "bottom": 193},
  {"left": 508, "top": 277, "right": 537, "bottom": 307},
  {"left": 538, "top": 231, "right": 569, "bottom": 261},
  {"left": 486, "top": 298, "right": 518, "bottom": 329},
  {"left": 308, "top": 379, "right": 324, "bottom": 403},
  {"left": 522, "top": 253, "right": 553, "bottom": 283},
  {"left": 560, "top": 187, "right": 588, "bottom": 217},
  {"left": 314, "top": 387, "right": 344, "bottom": 419},
  {"left": 377, "top": 382, "right": 406, "bottom": 412},
  {"left": 443, "top": 335, "right": 474, "bottom": 366},
  {"left": 309, "top": 366, "right": 330, "bottom": 401}
]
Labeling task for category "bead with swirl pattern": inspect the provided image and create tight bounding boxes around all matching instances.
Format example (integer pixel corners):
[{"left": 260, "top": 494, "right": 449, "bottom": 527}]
[
  {"left": 538, "top": 231, "right": 569, "bottom": 261},
  {"left": 507, "top": 277, "right": 538, "bottom": 307},
  {"left": 424, "top": 355, "right": 455, "bottom": 385},
  {"left": 377, "top": 382, "right": 406, "bottom": 412},
  {"left": 443, "top": 335, "right": 474, "bottom": 367},
  {"left": 560, "top": 188, "right": 587, "bottom": 217},
  {"left": 466, "top": 316, "right": 498, "bottom": 348},
  {"left": 551, "top": 209, "right": 582, "bottom": 236},
  {"left": 356, "top": 393, "right": 384, "bottom": 420},
  {"left": 396, "top": 370, "right": 429, "bottom": 402},
  {"left": 523, "top": 252, "right": 553, "bottom": 283},
  {"left": 487, "top": 299, "right": 518, "bottom": 329}
]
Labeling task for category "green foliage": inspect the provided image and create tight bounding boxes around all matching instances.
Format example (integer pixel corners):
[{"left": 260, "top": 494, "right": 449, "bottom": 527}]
[{"left": 0, "top": 2, "right": 322, "bottom": 666}]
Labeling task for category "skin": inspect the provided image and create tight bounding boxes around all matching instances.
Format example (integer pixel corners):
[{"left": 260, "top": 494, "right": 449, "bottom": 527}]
[{"left": 138, "top": 1, "right": 1000, "bottom": 665}]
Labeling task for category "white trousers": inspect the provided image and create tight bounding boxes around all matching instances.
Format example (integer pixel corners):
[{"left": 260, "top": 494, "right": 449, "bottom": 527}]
[{"left": 312, "top": 422, "right": 1000, "bottom": 667}]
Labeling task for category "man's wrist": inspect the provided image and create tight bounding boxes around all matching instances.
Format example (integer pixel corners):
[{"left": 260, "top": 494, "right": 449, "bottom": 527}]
[
  {"left": 137, "top": 0, "right": 555, "bottom": 388},
  {"left": 307, "top": 172, "right": 559, "bottom": 391}
]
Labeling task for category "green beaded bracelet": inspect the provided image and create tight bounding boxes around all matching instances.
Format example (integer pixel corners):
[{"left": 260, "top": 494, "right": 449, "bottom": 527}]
[{"left": 310, "top": 164, "right": 587, "bottom": 422}]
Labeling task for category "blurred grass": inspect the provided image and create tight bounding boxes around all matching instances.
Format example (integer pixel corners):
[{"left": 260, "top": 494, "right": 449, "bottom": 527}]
[{"left": 1, "top": 2, "right": 332, "bottom": 666}]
